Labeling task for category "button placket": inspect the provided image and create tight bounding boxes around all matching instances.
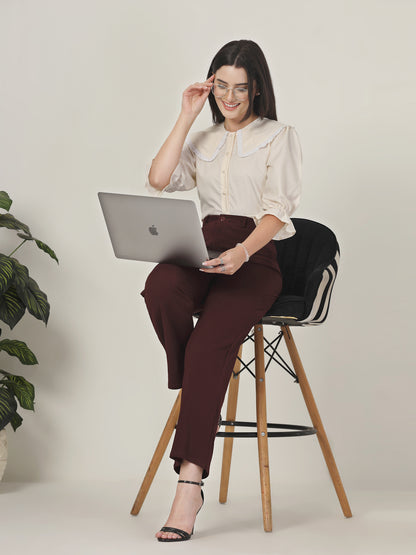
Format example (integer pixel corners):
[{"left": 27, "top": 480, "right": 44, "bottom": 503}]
[{"left": 220, "top": 133, "right": 235, "bottom": 212}]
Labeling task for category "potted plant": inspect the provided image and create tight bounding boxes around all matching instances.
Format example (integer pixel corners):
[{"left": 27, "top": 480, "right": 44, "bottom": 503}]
[{"left": 0, "top": 191, "right": 58, "bottom": 479}]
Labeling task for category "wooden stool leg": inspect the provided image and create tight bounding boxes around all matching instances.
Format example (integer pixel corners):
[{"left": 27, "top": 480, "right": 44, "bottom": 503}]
[
  {"left": 281, "top": 325, "right": 353, "bottom": 518},
  {"left": 254, "top": 324, "right": 273, "bottom": 532},
  {"left": 219, "top": 345, "right": 242, "bottom": 504},
  {"left": 130, "top": 390, "right": 182, "bottom": 515}
]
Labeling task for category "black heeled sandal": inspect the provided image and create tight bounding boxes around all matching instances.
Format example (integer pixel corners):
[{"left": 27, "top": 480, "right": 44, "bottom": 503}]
[{"left": 157, "top": 479, "right": 204, "bottom": 542}]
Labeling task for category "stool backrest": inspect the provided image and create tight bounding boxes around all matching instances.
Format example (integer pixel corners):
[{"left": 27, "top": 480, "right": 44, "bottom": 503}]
[{"left": 273, "top": 219, "right": 340, "bottom": 324}]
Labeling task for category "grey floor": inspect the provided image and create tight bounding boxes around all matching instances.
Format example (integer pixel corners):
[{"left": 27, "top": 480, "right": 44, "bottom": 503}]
[{"left": 1, "top": 478, "right": 415, "bottom": 554}]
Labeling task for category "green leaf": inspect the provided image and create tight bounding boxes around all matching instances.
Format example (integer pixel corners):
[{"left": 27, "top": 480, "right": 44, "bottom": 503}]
[
  {"left": 15, "top": 235, "right": 58, "bottom": 264},
  {"left": 6, "top": 259, "right": 49, "bottom": 324},
  {"left": 9, "top": 411, "right": 23, "bottom": 431},
  {"left": 0, "top": 213, "right": 30, "bottom": 235},
  {"left": 35, "top": 239, "right": 59, "bottom": 264},
  {"left": 7, "top": 261, "right": 50, "bottom": 324},
  {"left": 0, "top": 339, "right": 38, "bottom": 364},
  {"left": 0, "top": 285, "right": 26, "bottom": 329},
  {"left": 0, "top": 191, "right": 12, "bottom": 211},
  {"left": 24, "top": 278, "right": 50, "bottom": 325},
  {"left": 17, "top": 232, "right": 33, "bottom": 240},
  {"left": 0, "top": 373, "right": 35, "bottom": 410},
  {"left": 0, "top": 386, "right": 18, "bottom": 430},
  {"left": 0, "top": 254, "right": 14, "bottom": 295},
  {"left": 10, "top": 258, "right": 30, "bottom": 299}
]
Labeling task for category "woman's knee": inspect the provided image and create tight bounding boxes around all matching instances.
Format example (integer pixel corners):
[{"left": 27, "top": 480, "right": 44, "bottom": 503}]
[
  {"left": 184, "top": 324, "right": 241, "bottom": 370},
  {"left": 142, "top": 263, "right": 193, "bottom": 305}
]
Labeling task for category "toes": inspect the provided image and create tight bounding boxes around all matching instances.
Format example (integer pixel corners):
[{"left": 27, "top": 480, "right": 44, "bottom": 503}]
[{"left": 156, "top": 530, "right": 180, "bottom": 540}]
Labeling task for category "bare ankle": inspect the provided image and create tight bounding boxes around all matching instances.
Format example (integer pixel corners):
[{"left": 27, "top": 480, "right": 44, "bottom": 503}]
[{"left": 178, "top": 460, "right": 203, "bottom": 483}]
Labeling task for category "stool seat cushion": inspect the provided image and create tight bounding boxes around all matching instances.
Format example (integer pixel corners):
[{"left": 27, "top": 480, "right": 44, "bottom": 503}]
[{"left": 265, "top": 295, "right": 305, "bottom": 320}]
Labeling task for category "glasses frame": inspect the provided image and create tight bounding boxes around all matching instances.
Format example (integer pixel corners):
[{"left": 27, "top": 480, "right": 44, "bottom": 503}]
[{"left": 211, "top": 82, "right": 249, "bottom": 102}]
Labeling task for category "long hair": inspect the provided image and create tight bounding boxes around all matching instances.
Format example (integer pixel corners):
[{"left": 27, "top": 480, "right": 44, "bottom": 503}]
[{"left": 207, "top": 40, "right": 277, "bottom": 124}]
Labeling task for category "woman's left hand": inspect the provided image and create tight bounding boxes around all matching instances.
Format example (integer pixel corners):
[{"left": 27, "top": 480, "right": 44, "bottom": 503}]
[{"left": 200, "top": 245, "right": 247, "bottom": 275}]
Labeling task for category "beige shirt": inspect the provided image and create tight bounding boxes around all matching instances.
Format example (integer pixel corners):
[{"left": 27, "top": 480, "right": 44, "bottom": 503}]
[{"left": 145, "top": 116, "right": 302, "bottom": 240}]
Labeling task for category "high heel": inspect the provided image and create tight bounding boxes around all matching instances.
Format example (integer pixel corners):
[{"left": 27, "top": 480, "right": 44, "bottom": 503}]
[{"left": 157, "top": 479, "right": 204, "bottom": 542}]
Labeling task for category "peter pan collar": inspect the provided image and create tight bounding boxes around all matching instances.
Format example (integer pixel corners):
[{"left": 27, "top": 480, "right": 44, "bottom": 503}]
[{"left": 186, "top": 117, "right": 288, "bottom": 161}]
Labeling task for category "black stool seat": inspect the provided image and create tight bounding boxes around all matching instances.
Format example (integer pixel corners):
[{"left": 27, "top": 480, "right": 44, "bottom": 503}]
[{"left": 263, "top": 295, "right": 305, "bottom": 326}]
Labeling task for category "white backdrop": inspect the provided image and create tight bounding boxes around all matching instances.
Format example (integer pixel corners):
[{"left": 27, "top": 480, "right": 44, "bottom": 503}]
[{"left": 0, "top": 0, "right": 415, "bottom": 491}]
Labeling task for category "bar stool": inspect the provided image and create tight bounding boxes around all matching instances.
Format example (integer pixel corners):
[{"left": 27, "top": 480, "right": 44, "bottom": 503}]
[{"left": 130, "top": 218, "right": 352, "bottom": 531}]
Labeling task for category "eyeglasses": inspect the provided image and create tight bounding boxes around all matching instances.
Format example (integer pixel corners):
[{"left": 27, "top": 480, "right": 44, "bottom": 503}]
[{"left": 211, "top": 82, "right": 249, "bottom": 102}]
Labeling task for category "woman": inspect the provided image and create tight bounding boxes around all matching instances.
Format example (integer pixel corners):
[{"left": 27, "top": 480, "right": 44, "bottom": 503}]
[{"left": 142, "top": 39, "right": 302, "bottom": 541}]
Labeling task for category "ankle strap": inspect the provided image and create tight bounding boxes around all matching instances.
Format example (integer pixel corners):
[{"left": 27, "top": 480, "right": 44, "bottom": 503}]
[{"left": 178, "top": 479, "right": 204, "bottom": 486}]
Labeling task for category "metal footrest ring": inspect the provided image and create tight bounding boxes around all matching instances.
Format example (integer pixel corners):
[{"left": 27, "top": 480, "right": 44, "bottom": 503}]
[{"left": 216, "top": 420, "right": 316, "bottom": 438}]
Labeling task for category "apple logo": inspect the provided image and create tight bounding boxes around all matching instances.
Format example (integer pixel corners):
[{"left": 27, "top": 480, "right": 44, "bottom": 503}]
[{"left": 149, "top": 225, "right": 159, "bottom": 236}]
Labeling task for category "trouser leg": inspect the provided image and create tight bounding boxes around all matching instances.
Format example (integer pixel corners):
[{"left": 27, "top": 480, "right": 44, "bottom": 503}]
[
  {"left": 170, "top": 262, "right": 282, "bottom": 478},
  {"left": 141, "top": 263, "right": 212, "bottom": 389}
]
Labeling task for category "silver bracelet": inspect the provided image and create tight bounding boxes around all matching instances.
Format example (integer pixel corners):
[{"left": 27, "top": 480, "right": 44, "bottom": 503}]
[{"left": 236, "top": 242, "right": 250, "bottom": 262}]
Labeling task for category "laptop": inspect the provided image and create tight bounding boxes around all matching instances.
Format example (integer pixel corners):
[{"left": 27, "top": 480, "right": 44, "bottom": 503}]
[{"left": 98, "top": 192, "right": 220, "bottom": 268}]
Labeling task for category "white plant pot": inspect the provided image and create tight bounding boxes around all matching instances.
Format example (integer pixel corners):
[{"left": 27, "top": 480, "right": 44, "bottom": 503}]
[{"left": 0, "top": 428, "right": 7, "bottom": 480}]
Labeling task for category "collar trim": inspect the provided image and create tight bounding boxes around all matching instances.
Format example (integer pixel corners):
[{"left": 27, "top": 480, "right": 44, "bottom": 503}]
[{"left": 186, "top": 118, "right": 288, "bottom": 161}]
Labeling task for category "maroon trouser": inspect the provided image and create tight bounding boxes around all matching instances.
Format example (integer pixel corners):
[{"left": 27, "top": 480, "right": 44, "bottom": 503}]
[{"left": 141, "top": 215, "right": 283, "bottom": 478}]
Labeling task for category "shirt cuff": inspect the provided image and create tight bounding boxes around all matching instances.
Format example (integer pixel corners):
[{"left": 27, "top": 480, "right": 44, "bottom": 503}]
[
  {"left": 144, "top": 163, "right": 176, "bottom": 196},
  {"left": 144, "top": 178, "right": 173, "bottom": 196},
  {"left": 254, "top": 206, "right": 296, "bottom": 241}
]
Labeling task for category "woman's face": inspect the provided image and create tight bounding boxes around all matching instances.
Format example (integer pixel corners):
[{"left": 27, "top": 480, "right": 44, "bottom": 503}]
[{"left": 212, "top": 65, "right": 257, "bottom": 126}]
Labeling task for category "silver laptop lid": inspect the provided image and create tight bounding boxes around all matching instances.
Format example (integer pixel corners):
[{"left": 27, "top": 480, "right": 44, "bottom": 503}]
[{"left": 98, "top": 192, "right": 213, "bottom": 268}]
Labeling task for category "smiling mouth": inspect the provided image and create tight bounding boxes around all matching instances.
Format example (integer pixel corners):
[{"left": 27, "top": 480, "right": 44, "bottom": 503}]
[{"left": 222, "top": 100, "right": 240, "bottom": 110}]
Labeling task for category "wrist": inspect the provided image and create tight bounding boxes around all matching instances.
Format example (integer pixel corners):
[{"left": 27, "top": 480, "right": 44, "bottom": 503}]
[
  {"left": 178, "top": 111, "right": 197, "bottom": 128},
  {"left": 236, "top": 243, "right": 250, "bottom": 262}
]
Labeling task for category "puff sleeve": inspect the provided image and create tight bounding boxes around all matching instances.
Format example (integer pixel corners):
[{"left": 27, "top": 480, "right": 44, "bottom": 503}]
[
  {"left": 254, "top": 126, "right": 302, "bottom": 240},
  {"left": 144, "top": 141, "right": 197, "bottom": 196}
]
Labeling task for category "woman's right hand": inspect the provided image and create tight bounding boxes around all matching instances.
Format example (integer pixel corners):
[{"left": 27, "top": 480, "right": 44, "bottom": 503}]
[{"left": 181, "top": 74, "right": 215, "bottom": 120}]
